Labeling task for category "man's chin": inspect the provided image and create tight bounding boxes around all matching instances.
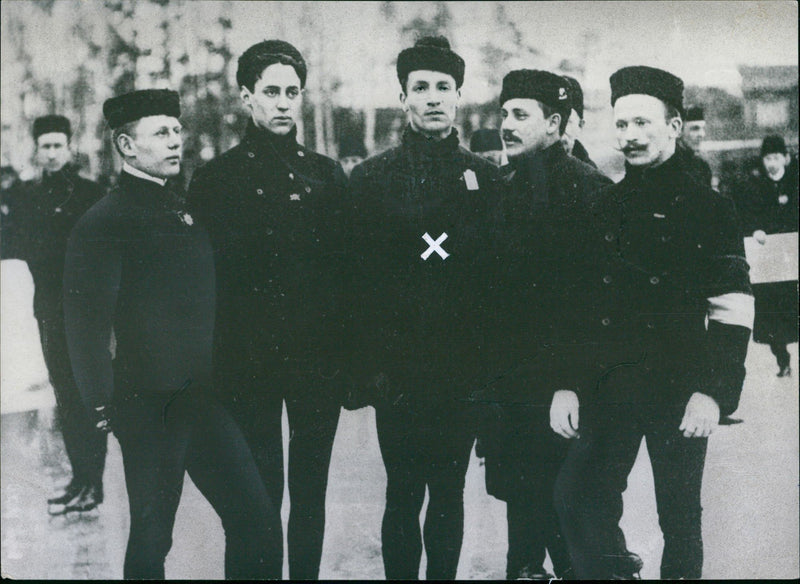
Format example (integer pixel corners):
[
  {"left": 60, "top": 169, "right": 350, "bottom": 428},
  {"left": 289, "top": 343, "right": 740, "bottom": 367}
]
[{"left": 505, "top": 144, "right": 530, "bottom": 159}]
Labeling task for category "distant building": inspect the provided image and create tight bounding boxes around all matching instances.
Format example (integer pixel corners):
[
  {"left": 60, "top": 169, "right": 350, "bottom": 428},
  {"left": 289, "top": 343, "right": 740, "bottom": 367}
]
[{"left": 739, "top": 65, "right": 799, "bottom": 137}]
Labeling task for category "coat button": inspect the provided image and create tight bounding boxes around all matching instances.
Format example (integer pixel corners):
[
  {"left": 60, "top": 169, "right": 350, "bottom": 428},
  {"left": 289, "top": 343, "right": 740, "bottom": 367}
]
[
  {"left": 646, "top": 322, "right": 655, "bottom": 329},
  {"left": 248, "top": 152, "right": 255, "bottom": 158},
  {"left": 304, "top": 186, "right": 311, "bottom": 194},
  {"left": 256, "top": 188, "right": 264, "bottom": 195},
  {"left": 602, "top": 275, "right": 612, "bottom": 284},
  {"left": 650, "top": 276, "right": 660, "bottom": 285},
  {"left": 297, "top": 151, "right": 305, "bottom": 157},
  {"left": 604, "top": 233, "right": 614, "bottom": 242},
  {"left": 289, "top": 172, "right": 294, "bottom": 180},
  {"left": 601, "top": 317, "right": 611, "bottom": 326}
]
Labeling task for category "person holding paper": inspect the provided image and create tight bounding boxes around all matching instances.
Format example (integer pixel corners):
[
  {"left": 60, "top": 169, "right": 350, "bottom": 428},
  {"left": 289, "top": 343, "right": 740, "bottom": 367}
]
[{"left": 735, "top": 135, "right": 798, "bottom": 377}]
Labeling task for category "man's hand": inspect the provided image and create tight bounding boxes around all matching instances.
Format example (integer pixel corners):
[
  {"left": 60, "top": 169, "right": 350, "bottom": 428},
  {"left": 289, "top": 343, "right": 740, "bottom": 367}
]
[
  {"left": 753, "top": 229, "right": 767, "bottom": 245},
  {"left": 679, "top": 392, "right": 719, "bottom": 438},
  {"left": 550, "top": 389, "right": 580, "bottom": 439}
]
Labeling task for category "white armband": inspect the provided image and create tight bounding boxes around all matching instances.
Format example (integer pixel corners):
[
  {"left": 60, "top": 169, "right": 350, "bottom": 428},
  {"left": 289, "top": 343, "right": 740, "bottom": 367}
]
[{"left": 707, "top": 293, "right": 755, "bottom": 330}]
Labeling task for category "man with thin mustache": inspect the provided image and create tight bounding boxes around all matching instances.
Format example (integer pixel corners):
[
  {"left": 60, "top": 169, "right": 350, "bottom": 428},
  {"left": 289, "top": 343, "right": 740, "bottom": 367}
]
[
  {"left": 553, "top": 66, "right": 753, "bottom": 579},
  {"left": 478, "top": 69, "right": 611, "bottom": 580}
]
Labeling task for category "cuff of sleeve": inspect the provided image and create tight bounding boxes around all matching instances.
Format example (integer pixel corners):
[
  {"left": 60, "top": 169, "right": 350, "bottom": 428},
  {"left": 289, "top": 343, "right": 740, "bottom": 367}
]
[{"left": 702, "top": 320, "right": 751, "bottom": 416}]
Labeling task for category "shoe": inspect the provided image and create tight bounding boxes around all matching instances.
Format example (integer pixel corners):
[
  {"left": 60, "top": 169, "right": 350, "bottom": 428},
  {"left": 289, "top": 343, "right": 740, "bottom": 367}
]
[
  {"left": 611, "top": 551, "right": 643, "bottom": 579},
  {"left": 777, "top": 364, "right": 791, "bottom": 377},
  {"left": 516, "top": 564, "right": 555, "bottom": 580},
  {"left": 47, "top": 481, "right": 83, "bottom": 505},
  {"left": 48, "top": 485, "right": 101, "bottom": 515}
]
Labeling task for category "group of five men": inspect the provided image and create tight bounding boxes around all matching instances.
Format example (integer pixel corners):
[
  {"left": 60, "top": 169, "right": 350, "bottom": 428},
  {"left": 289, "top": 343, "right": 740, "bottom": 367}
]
[{"left": 5, "top": 35, "right": 755, "bottom": 580}]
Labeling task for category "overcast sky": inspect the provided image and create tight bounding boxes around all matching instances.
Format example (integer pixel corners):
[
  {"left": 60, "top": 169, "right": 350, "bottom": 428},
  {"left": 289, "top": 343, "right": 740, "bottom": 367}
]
[{"left": 223, "top": 1, "right": 797, "bottom": 105}]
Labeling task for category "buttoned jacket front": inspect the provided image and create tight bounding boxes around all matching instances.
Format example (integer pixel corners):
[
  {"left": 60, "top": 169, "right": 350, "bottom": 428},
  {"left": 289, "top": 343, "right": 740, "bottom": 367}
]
[
  {"left": 347, "top": 126, "right": 503, "bottom": 401},
  {"left": 188, "top": 122, "right": 348, "bottom": 369},
  {"left": 2, "top": 164, "right": 104, "bottom": 316},
  {"left": 580, "top": 147, "right": 751, "bottom": 409}
]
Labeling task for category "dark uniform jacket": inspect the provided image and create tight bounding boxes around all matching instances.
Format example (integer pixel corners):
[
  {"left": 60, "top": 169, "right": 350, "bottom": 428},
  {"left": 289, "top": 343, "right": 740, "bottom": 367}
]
[
  {"left": 64, "top": 171, "right": 216, "bottom": 410},
  {"left": 347, "top": 126, "right": 503, "bottom": 406},
  {"left": 485, "top": 141, "right": 612, "bottom": 404},
  {"left": 678, "top": 140, "right": 713, "bottom": 188},
  {"left": 188, "top": 122, "right": 348, "bottom": 386},
  {"left": 480, "top": 141, "right": 611, "bottom": 500},
  {"left": 579, "top": 145, "right": 752, "bottom": 415},
  {"left": 2, "top": 164, "right": 104, "bottom": 317},
  {"left": 571, "top": 139, "right": 598, "bottom": 169},
  {"left": 735, "top": 159, "right": 799, "bottom": 236}
]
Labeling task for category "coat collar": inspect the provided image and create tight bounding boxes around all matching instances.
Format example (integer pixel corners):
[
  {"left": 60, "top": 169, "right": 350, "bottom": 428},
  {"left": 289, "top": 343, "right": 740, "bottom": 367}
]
[
  {"left": 242, "top": 119, "right": 299, "bottom": 157},
  {"left": 400, "top": 124, "right": 460, "bottom": 161},
  {"left": 509, "top": 141, "right": 565, "bottom": 191}
]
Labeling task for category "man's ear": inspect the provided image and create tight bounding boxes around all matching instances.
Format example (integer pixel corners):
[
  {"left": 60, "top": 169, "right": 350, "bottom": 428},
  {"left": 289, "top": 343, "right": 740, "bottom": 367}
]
[
  {"left": 240, "top": 86, "right": 252, "bottom": 109},
  {"left": 547, "top": 113, "right": 562, "bottom": 135},
  {"left": 117, "top": 133, "right": 136, "bottom": 158},
  {"left": 399, "top": 91, "right": 408, "bottom": 111},
  {"left": 669, "top": 116, "right": 683, "bottom": 138}
]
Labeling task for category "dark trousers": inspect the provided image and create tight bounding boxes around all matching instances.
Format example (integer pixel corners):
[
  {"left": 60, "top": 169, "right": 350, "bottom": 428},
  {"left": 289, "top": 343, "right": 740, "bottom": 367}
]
[
  {"left": 37, "top": 313, "right": 107, "bottom": 490},
  {"left": 113, "top": 387, "right": 281, "bottom": 580},
  {"left": 219, "top": 369, "right": 341, "bottom": 580},
  {"left": 375, "top": 400, "right": 475, "bottom": 580},
  {"left": 502, "top": 427, "right": 571, "bottom": 579},
  {"left": 554, "top": 379, "right": 708, "bottom": 579}
]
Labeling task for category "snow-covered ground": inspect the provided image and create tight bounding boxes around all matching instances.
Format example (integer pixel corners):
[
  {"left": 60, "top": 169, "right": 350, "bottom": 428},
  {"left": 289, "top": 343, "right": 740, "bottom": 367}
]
[{"left": 2, "top": 258, "right": 798, "bottom": 579}]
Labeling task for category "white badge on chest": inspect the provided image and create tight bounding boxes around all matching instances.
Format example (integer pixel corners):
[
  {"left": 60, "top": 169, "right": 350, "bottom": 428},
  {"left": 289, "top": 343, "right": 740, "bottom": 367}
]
[{"left": 463, "top": 169, "right": 479, "bottom": 191}]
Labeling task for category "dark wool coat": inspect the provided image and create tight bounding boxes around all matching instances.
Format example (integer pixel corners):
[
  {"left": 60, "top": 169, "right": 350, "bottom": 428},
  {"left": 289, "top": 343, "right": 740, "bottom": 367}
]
[
  {"left": 580, "top": 146, "right": 752, "bottom": 416},
  {"left": 1, "top": 164, "right": 104, "bottom": 317},
  {"left": 479, "top": 141, "right": 611, "bottom": 499},
  {"left": 188, "top": 122, "right": 349, "bottom": 389},
  {"left": 346, "top": 126, "right": 503, "bottom": 407}
]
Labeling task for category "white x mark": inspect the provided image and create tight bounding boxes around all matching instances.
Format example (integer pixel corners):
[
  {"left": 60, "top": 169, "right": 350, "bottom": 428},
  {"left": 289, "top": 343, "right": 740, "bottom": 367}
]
[{"left": 421, "top": 232, "right": 449, "bottom": 260}]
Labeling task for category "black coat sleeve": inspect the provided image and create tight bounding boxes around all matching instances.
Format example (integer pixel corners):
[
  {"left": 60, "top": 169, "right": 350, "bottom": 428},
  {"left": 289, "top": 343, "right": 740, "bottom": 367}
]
[
  {"left": 63, "top": 209, "right": 122, "bottom": 412},
  {"left": 696, "top": 193, "right": 753, "bottom": 415}
]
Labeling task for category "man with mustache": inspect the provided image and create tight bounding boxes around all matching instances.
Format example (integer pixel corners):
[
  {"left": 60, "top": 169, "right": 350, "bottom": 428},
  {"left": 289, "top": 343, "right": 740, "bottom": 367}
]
[
  {"left": 1, "top": 115, "right": 107, "bottom": 515},
  {"left": 477, "top": 69, "right": 611, "bottom": 580},
  {"left": 553, "top": 66, "right": 753, "bottom": 579},
  {"left": 347, "top": 36, "right": 502, "bottom": 579},
  {"left": 188, "top": 40, "right": 348, "bottom": 579},
  {"left": 63, "top": 89, "right": 280, "bottom": 578}
]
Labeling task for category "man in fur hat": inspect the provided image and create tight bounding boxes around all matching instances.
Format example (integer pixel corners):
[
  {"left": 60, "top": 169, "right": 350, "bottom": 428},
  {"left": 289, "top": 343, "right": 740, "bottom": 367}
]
[
  {"left": 1, "top": 114, "right": 107, "bottom": 515},
  {"left": 553, "top": 66, "right": 753, "bottom": 579},
  {"left": 188, "top": 39, "right": 349, "bottom": 579},
  {"left": 347, "top": 35, "right": 502, "bottom": 579},
  {"left": 64, "top": 89, "right": 281, "bottom": 579}
]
